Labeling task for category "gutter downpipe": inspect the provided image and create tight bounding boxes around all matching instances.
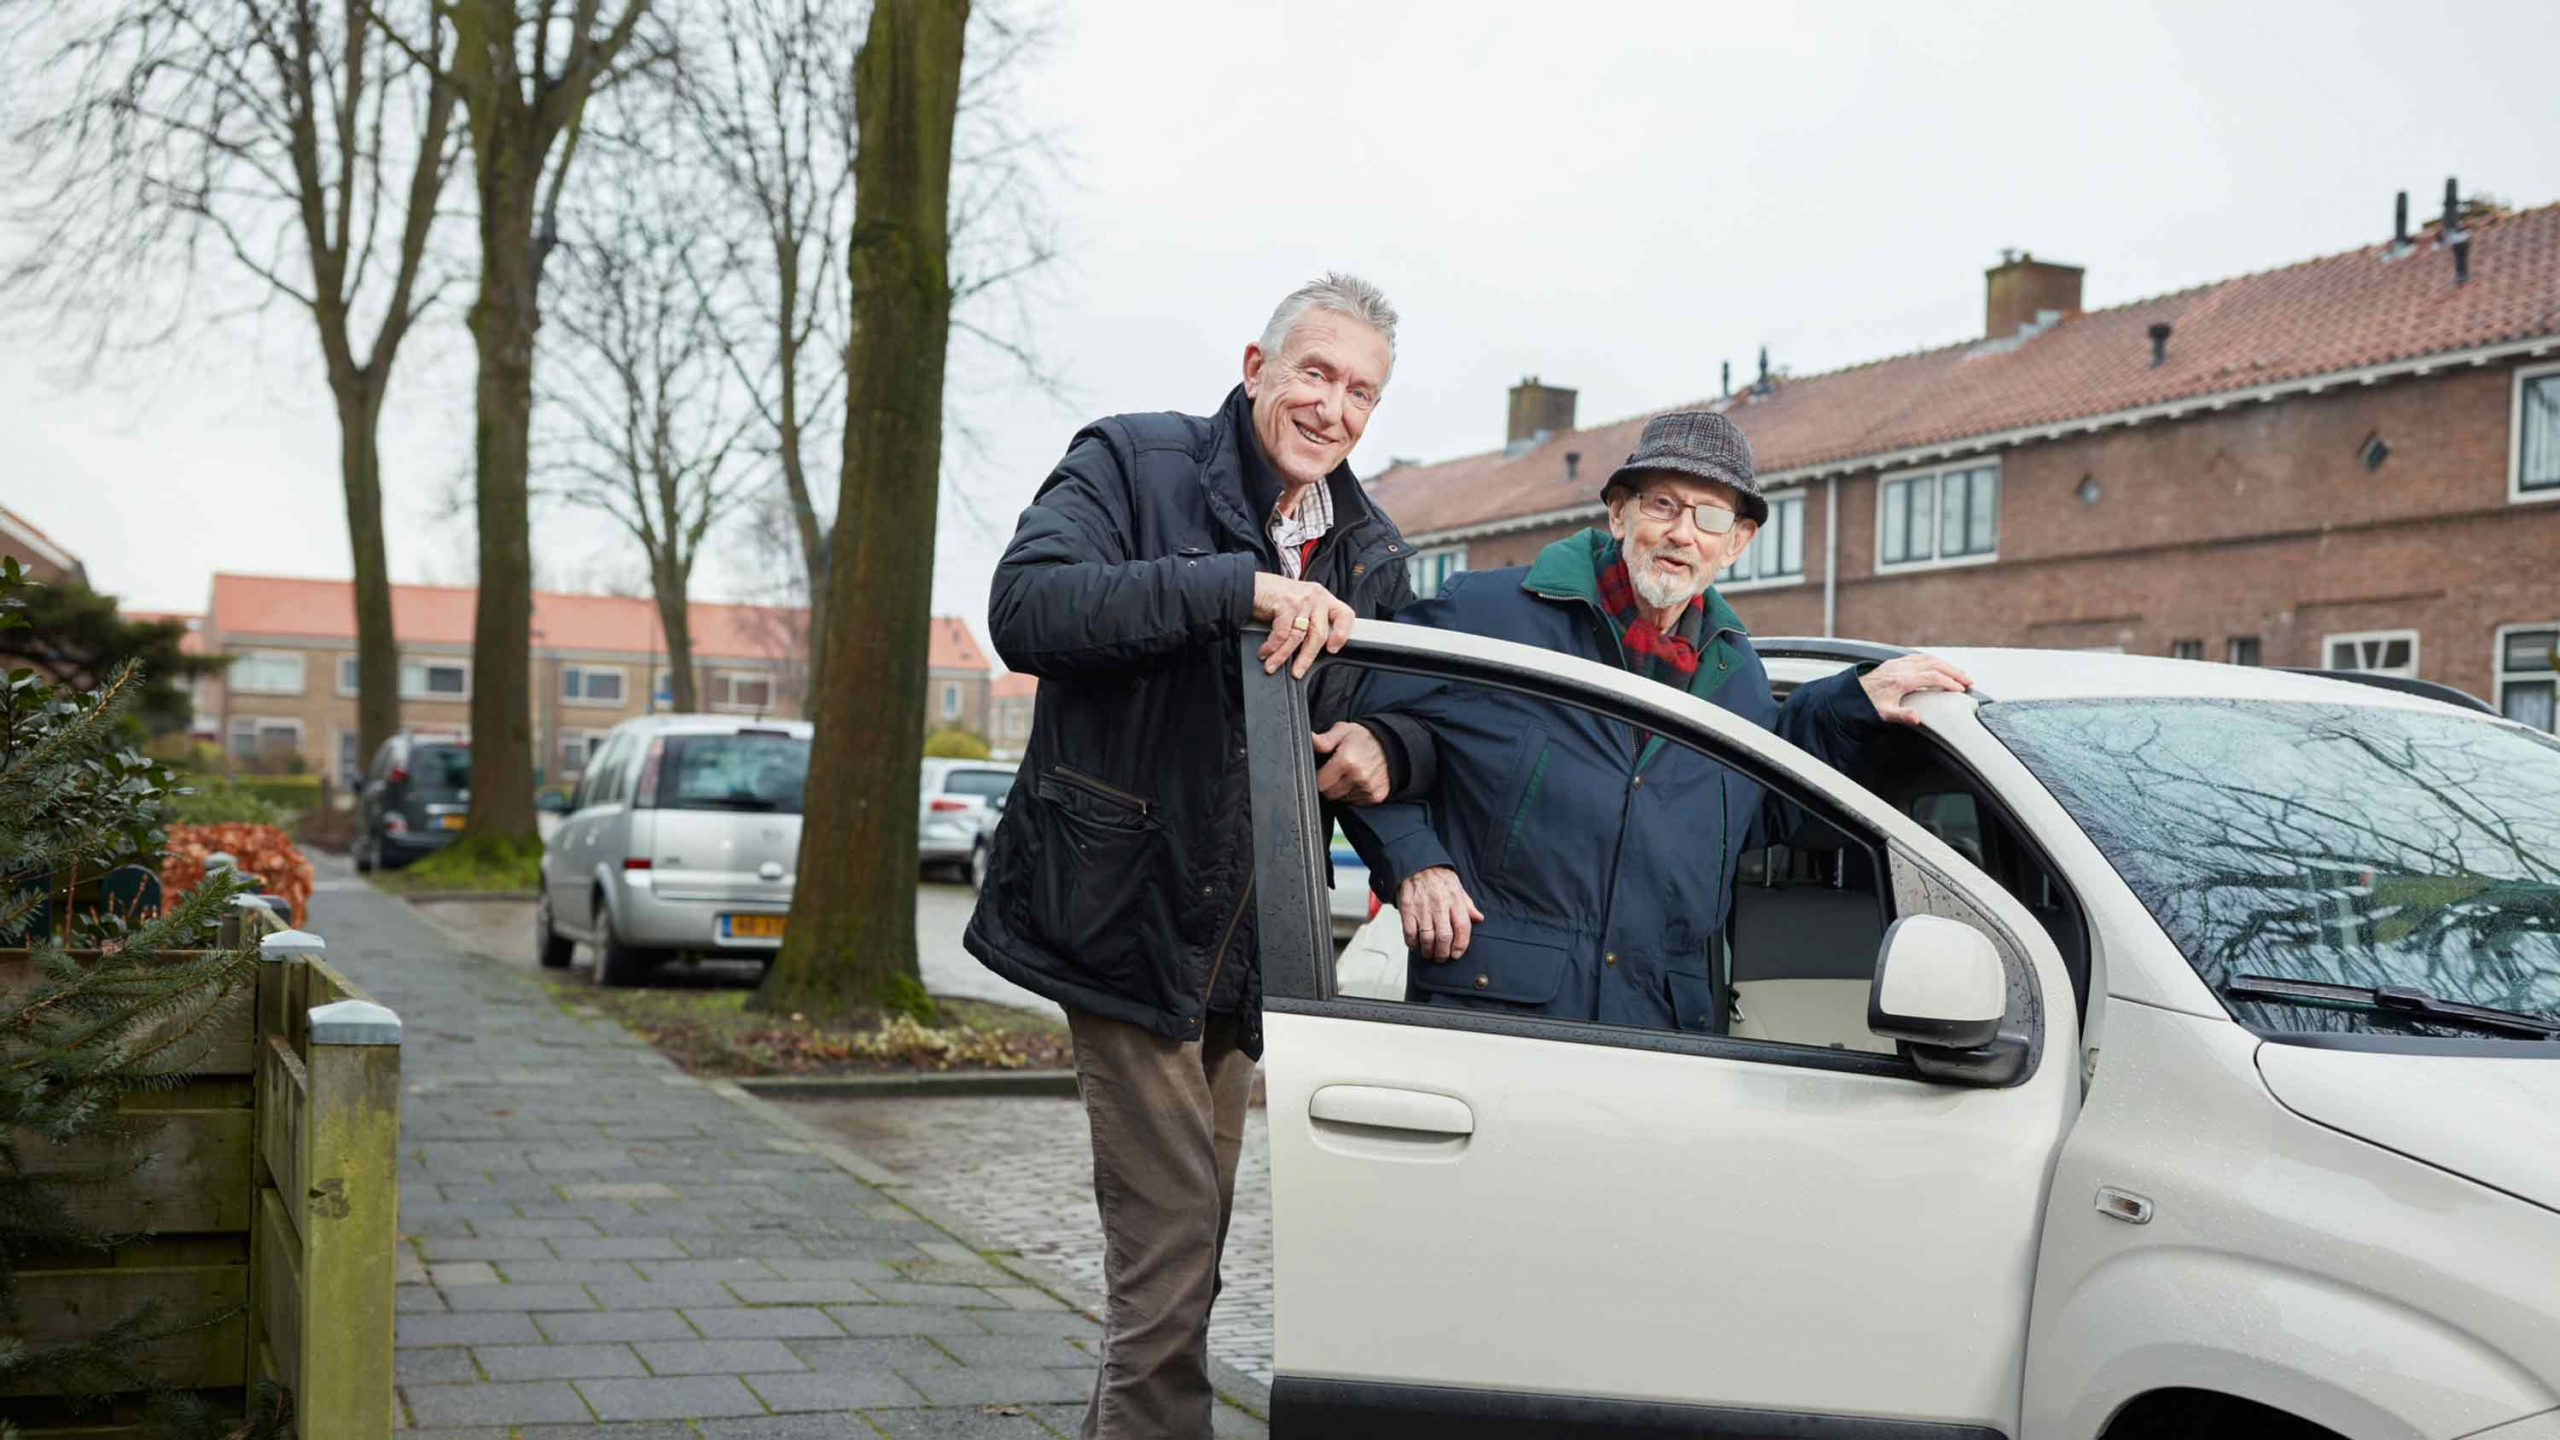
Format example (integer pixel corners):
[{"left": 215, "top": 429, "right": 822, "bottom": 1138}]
[{"left": 1822, "top": 475, "right": 1840, "bottom": 638}]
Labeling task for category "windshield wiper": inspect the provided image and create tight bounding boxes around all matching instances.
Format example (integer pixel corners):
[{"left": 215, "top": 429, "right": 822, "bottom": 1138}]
[{"left": 2224, "top": 974, "right": 2560, "bottom": 1039}]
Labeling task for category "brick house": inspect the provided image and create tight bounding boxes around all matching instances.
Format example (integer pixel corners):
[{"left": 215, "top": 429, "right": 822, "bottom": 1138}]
[
  {"left": 986, "top": 672, "right": 1037, "bottom": 759},
  {"left": 0, "top": 504, "right": 87, "bottom": 588},
  {"left": 925, "top": 616, "right": 994, "bottom": 739},
  {"left": 200, "top": 573, "right": 993, "bottom": 782},
  {"left": 1366, "top": 193, "right": 2560, "bottom": 735}
]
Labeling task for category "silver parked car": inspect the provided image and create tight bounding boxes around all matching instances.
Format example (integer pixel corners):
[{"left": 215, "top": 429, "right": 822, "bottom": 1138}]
[
  {"left": 919, "top": 757, "right": 1018, "bottom": 889},
  {"left": 536, "top": 715, "right": 812, "bottom": 986}
]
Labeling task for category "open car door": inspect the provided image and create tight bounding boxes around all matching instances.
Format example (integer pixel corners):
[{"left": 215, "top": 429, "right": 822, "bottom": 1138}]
[{"left": 1244, "top": 620, "right": 2080, "bottom": 1439}]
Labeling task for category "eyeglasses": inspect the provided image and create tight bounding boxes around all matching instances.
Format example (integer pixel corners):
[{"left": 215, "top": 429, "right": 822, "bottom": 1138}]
[{"left": 1632, "top": 491, "right": 1737, "bottom": 535}]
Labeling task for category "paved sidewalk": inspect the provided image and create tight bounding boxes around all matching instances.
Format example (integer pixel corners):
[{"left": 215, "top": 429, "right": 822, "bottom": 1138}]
[{"left": 307, "top": 862, "right": 1267, "bottom": 1437}]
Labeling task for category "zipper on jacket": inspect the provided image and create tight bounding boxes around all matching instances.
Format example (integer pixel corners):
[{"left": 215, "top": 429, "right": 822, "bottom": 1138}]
[
  {"left": 1052, "top": 765, "right": 1150, "bottom": 817},
  {"left": 1198, "top": 877, "right": 1255, "bottom": 1026}
]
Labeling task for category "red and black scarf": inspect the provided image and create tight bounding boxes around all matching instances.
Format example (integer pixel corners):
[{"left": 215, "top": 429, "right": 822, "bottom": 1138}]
[{"left": 1595, "top": 540, "right": 1706, "bottom": 690}]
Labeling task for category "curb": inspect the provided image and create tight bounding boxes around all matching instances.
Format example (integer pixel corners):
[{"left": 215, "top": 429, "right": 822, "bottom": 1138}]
[
  {"left": 733, "top": 1070, "right": 1081, "bottom": 1100},
  {"left": 399, "top": 888, "right": 543, "bottom": 903}
]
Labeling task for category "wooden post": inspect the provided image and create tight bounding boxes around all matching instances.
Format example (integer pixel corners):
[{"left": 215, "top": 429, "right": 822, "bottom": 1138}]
[{"left": 295, "top": 996, "right": 402, "bottom": 1434}]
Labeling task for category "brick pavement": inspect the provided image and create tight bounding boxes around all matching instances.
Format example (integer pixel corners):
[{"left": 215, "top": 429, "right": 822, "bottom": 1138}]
[
  {"left": 776, "top": 1098, "right": 1274, "bottom": 1388},
  {"left": 305, "top": 860, "right": 1267, "bottom": 1437}
]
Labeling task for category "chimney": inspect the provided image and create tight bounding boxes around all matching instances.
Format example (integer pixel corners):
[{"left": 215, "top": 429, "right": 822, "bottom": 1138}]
[
  {"left": 1506, "top": 376, "right": 1577, "bottom": 447},
  {"left": 1564, "top": 451, "right": 1581, "bottom": 481},
  {"left": 2439, "top": 176, "right": 2471, "bottom": 285},
  {"left": 1984, "top": 250, "right": 2085, "bottom": 338},
  {"left": 2147, "top": 322, "right": 2172, "bottom": 368}
]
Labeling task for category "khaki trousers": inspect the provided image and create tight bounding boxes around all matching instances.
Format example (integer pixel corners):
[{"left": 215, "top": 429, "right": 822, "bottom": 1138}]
[{"left": 1066, "top": 1005, "right": 1254, "bottom": 1440}]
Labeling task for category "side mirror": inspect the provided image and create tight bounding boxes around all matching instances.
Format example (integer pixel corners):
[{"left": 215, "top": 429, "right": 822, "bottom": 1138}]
[
  {"left": 1868, "top": 915, "right": 2004, "bottom": 1050},
  {"left": 1868, "top": 915, "right": 2027, "bottom": 1086}
]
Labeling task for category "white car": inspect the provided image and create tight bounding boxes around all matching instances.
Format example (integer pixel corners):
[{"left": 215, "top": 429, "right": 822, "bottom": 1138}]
[
  {"left": 918, "top": 758, "right": 1019, "bottom": 888},
  {"left": 536, "top": 715, "right": 811, "bottom": 985},
  {"left": 1241, "top": 621, "right": 2560, "bottom": 1440}
]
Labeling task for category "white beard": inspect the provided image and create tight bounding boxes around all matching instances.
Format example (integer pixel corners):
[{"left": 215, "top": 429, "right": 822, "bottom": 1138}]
[{"left": 1626, "top": 538, "right": 1710, "bottom": 612}]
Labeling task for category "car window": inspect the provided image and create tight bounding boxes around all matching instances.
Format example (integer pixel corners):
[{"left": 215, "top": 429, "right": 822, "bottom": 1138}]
[
  {"left": 1983, "top": 697, "right": 2560, "bottom": 1035},
  {"left": 661, "top": 731, "right": 811, "bottom": 814},
  {"left": 940, "top": 769, "right": 1016, "bottom": 799},
  {"left": 574, "top": 734, "right": 619, "bottom": 809},
  {"left": 409, "top": 744, "right": 470, "bottom": 802},
  {"left": 1910, "top": 792, "right": 1985, "bottom": 869},
  {"left": 1320, "top": 663, "right": 1897, "bottom": 1055}
]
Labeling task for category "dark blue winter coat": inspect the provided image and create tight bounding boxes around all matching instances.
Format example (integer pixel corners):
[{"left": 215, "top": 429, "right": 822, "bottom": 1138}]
[{"left": 1341, "top": 528, "right": 1884, "bottom": 1032}]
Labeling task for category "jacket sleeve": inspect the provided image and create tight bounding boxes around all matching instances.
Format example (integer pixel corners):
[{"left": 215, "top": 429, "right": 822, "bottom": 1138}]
[
  {"left": 987, "top": 428, "right": 1258, "bottom": 678},
  {"left": 1747, "top": 665, "right": 1885, "bottom": 848}
]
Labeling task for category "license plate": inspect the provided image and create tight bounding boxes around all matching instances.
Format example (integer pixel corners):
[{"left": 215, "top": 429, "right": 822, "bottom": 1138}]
[
  {"left": 726, "top": 914, "right": 786, "bottom": 939},
  {"left": 439, "top": 814, "right": 466, "bottom": 830}
]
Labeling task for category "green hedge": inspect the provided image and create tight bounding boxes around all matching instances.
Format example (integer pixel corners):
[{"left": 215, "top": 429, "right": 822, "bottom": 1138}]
[
  {"left": 170, "top": 773, "right": 293, "bottom": 827},
  {"left": 236, "top": 774, "right": 324, "bottom": 809}
]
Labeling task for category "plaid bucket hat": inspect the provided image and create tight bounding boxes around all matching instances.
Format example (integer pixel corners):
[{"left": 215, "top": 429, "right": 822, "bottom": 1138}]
[{"left": 1601, "top": 410, "right": 1768, "bottom": 526}]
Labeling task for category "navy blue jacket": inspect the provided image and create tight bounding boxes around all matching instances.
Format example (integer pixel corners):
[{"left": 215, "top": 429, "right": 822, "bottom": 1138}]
[{"left": 1342, "top": 529, "right": 1883, "bottom": 1032}]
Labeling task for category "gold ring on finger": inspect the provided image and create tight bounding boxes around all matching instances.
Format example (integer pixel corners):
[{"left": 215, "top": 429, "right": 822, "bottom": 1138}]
[{"left": 1294, "top": 614, "right": 1311, "bottom": 630}]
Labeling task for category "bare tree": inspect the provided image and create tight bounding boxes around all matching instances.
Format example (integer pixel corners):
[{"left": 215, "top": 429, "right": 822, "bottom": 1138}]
[
  {"left": 755, "top": 0, "right": 967, "bottom": 1018},
  {"left": 538, "top": 121, "right": 758, "bottom": 715},
  {"left": 369, "top": 0, "right": 662, "bottom": 845},
  {"left": 676, "top": 0, "right": 1058, "bottom": 717},
  {"left": 4, "top": 0, "right": 464, "bottom": 777}
]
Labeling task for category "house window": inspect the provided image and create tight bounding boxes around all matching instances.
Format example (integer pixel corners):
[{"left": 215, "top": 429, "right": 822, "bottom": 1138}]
[
  {"left": 2323, "top": 629, "right": 2418, "bottom": 678},
  {"left": 2226, "top": 636, "right": 2262, "bottom": 666},
  {"left": 559, "top": 730, "right": 606, "bottom": 774},
  {"left": 1724, "top": 493, "right": 1806, "bottom": 586},
  {"left": 228, "top": 649, "right": 305, "bottom": 695},
  {"left": 226, "top": 715, "right": 302, "bottom": 760},
  {"left": 563, "top": 665, "right": 627, "bottom": 705},
  {"left": 2497, "top": 625, "right": 2558, "bottom": 734},
  {"left": 1878, "top": 463, "right": 1997, "bottom": 570},
  {"left": 347, "top": 655, "right": 470, "bottom": 699},
  {"left": 2514, "top": 363, "right": 2560, "bottom": 502},
  {"left": 336, "top": 730, "right": 360, "bottom": 782},
  {"left": 2169, "top": 639, "right": 2203, "bottom": 661},
  {"left": 717, "top": 674, "right": 773, "bottom": 710},
  {"left": 940, "top": 682, "right": 961, "bottom": 720},
  {"left": 1408, "top": 544, "right": 1468, "bottom": 600}
]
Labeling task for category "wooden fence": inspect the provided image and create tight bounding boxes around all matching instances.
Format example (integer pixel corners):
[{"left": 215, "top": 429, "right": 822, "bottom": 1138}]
[{"left": 8, "top": 895, "right": 403, "bottom": 1437}]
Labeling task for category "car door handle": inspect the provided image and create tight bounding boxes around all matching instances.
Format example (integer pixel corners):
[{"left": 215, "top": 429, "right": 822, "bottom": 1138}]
[{"left": 1309, "top": 1085, "right": 1474, "bottom": 1137}]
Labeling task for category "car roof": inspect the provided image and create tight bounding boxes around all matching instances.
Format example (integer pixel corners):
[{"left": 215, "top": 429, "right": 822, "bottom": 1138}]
[
  {"left": 1763, "top": 641, "right": 2495, "bottom": 717},
  {"left": 605, "top": 713, "right": 815, "bottom": 738}
]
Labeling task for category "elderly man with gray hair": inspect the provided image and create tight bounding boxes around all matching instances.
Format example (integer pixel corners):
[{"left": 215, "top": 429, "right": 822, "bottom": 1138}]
[{"left": 968, "top": 272, "right": 1427, "bottom": 1438}]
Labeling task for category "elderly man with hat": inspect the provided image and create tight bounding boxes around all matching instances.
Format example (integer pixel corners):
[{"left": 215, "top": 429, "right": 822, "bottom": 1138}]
[{"left": 1339, "top": 410, "right": 1971, "bottom": 1028}]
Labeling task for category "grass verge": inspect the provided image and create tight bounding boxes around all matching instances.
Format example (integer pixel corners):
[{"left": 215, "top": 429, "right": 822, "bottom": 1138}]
[
  {"left": 555, "top": 983, "right": 1071, "bottom": 1076},
  {"left": 371, "top": 833, "right": 544, "bottom": 893}
]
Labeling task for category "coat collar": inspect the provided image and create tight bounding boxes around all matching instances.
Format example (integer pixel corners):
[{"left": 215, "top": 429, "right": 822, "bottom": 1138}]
[{"left": 1209, "top": 384, "right": 1384, "bottom": 562}]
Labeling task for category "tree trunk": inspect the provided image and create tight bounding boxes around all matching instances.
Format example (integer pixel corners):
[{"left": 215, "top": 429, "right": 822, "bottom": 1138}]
[
  {"left": 652, "top": 553, "right": 699, "bottom": 713},
  {"left": 462, "top": 116, "right": 543, "bottom": 843},
  {"left": 337, "top": 379, "right": 402, "bottom": 779},
  {"left": 756, "top": 0, "right": 967, "bottom": 1017}
]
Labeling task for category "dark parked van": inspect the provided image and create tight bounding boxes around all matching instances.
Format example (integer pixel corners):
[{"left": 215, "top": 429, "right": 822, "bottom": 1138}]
[{"left": 355, "top": 732, "right": 472, "bottom": 871}]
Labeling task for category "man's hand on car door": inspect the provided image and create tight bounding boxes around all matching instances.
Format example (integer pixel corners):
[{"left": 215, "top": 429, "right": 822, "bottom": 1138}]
[{"left": 1399, "top": 866, "right": 1483, "bottom": 961}]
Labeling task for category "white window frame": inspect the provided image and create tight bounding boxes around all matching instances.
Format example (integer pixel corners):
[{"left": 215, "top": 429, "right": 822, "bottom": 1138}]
[
  {"left": 1408, "top": 543, "right": 1469, "bottom": 600},
  {"left": 336, "top": 653, "right": 361, "bottom": 697},
  {"left": 1876, "top": 461, "right": 2000, "bottom": 575},
  {"left": 713, "top": 671, "right": 774, "bottom": 713},
  {"left": 227, "top": 714, "right": 305, "bottom": 757},
  {"left": 228, "top": 649, "right": 306, "bottom": 696},
  {"left": 2510, "top": 361, "right": 2560, "bottom": 506},
  {"left": 2494, "top": 622, "right": 2559, "bottom": 734},
  {"left": 940, "top": 681, "right": 962, "bottom": 721},
  {"left": 341, "top": 654, "right": 473, "bottom": 700},
  {"left": 562, "top": 663, "right": 629, "bottom": 708},
  {"left": 2226, "top": 636, "right": 2262, "bottom": 666},
  {"left": 2168, "top": 639, "right": 2204, "bottom": 661},
  {"left": 1721, "top": 491, "right": 1808, "bottom": 593},
  {"left": 2321, "top": 628, "right": 2420, "bottom": 678},
  {"left": 558, "top": 727, "right": 608, "bottom": 774}
]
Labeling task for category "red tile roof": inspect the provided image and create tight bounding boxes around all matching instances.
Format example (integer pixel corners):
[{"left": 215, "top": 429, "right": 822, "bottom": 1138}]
[
  {"left": 1369, "top": 201, "right": 2560, "bottom": 539},
  {"left": 206, "top": 574, "right": 990, "bottom": 673}
]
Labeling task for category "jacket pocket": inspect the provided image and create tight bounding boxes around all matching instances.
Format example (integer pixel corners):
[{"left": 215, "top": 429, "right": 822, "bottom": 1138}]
[
  {"left": 1665, "top": 959, "right": 1719, "bottom": 1034},
  {"left": 1409, "top": 928, "right": 1570, "bottom": 1007},
  {"left": 1017, "top": 773, "right": 1170, "bottom": 990}
]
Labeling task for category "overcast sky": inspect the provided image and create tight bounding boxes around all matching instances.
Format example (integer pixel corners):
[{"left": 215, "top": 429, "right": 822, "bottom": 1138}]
[{"left": 8, "top": 0, "right": 2557, "bottom": 667}]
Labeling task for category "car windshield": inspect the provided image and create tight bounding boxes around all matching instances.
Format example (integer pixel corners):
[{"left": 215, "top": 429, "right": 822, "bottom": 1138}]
[
  {"left": 940, "top": 769, "right": 1015, "bottom": 799},
  {"left": 661, "top": 732, "right": 809, "bottom": 813},
  {"left": 411, "top": 744, "right": 470, "bottom": 801},
  {"left": 1982, "top": 698, "right": 2560, "bottom": 1037}
]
